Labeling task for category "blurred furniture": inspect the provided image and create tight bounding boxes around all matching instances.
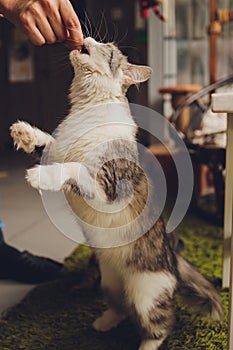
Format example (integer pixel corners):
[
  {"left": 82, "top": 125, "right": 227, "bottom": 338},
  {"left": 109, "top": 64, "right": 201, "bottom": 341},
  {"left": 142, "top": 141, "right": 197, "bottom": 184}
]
[
  {"left": 209, "top": 0, "right": 233, "bottom": 84},
  {"left": 159, "top": 84, "right": 202, "bottom": 133},
  {"left": 212, "top": 92, "right": 233, "bottom": 349},
  {"left": 169, "top": 75, "right": 233, "bottom": 226},
  {"left": 158, "top": 0, "right": 233, "bottom": 217}
]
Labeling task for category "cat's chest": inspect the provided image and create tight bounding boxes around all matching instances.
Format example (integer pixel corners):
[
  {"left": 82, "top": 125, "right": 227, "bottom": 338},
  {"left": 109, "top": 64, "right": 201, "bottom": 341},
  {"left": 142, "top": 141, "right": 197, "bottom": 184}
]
[
  {"left": 53, "top": 104, "right": 137, "bottom": 163},
  {"left": 54, "top": 122, "right": 136, "bottom": 164},
  {"left": 53, "top": 128, "right": 97, "bottom": 164}
]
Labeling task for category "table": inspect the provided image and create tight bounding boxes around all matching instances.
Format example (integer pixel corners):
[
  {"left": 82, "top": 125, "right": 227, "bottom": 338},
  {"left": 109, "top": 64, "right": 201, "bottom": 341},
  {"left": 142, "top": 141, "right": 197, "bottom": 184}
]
[{"left": 212, "top": 92, "right": 233, "bottom": 350}]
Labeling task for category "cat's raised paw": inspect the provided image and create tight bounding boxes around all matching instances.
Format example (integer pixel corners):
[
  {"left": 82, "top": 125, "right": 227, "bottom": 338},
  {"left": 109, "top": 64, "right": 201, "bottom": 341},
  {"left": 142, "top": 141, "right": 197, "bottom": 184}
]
[
  {"left": 26, "top": 166, "right": 42, "bottom": 190},
  {"left": 26, "top": 164, "right": 63, "bottom": 191},
  {"left": 10, "top": 121, "right": 36, "bottom": 153},
  {"left": 26, "top": 165, "right": 58, "bottom": 191}
]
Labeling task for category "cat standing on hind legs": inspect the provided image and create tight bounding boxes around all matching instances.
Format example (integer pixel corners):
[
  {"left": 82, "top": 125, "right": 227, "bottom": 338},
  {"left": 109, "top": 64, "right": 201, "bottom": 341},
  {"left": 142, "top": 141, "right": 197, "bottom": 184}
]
[{"left": 11, "top": 37, "right": 223, "bottom": 350}]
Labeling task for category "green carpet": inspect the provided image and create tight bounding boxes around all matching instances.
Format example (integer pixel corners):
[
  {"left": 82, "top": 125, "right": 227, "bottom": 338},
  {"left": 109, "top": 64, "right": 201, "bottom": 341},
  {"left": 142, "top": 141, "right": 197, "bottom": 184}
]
[{"left": 0, "top": 210, "right": 229, "bottom": 350}]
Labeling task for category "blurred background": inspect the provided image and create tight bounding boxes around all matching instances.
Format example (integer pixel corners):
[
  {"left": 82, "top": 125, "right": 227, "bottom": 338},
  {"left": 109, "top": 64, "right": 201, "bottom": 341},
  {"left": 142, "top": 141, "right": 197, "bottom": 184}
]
[
  {"left": 0, "top": 0, "right": 233, "bottom": 319},
  {"left": 0, "top": 0, "right": 232, "bottom": 149}
]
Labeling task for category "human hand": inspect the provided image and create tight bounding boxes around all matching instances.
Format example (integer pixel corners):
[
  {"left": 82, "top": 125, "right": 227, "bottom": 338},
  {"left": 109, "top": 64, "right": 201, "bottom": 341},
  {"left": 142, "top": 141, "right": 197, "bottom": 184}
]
[{"left": 0, "top": 0, "right": 84, "bottom": 50}]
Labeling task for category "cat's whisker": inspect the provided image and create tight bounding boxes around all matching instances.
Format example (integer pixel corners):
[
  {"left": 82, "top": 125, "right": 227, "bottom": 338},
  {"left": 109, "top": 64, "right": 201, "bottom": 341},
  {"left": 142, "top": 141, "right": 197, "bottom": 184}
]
[
  {"left": 53, "top": 61, "right": 71, "bottom": 75},
  {"left": 84, "top": 11, "right": 94, "bottom": 38},
  {"left": 113, "top": 25, "right": 119, "bottom": 42},
  {"left": 112, "top": 22, "right": 119, "bottom": 43},
  {"left": 49, "top": 46, "right": 73, "bottom": 73},
  {"left": 92, "top": 13, "right": 103, "bottom": 41},
  {"left": 116, "top": 28, "right": 129, "bottom": 46},
  {"left": 79, "top": 17, "right": 90, "bottom": 38},
  {"left": 100, "top": 13, "right": 109, "bottom": 43},
  {"left": 49, "top": 52, "right": 71, "bottom": 72},
  {"left": 94, "top": 11, "right": 107, "bottom": 42},
  {"left": 49, "top": 57, "right": 69, "bottom": 66},
  {"left": 62, "top": 21, "right": 90, "bottom": 44},
  {"left": 81, "top": 23, "right": 90, "bottom": 38},
  {"left": 52, "top": 63, "right": 71, "bottom": 75}
]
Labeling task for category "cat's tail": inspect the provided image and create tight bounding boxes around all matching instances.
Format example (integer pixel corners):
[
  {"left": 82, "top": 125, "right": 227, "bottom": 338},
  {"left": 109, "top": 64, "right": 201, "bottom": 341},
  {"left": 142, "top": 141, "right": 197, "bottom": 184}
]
[{"left": 176, "top": 253, "right": 224, "bottom": 321}]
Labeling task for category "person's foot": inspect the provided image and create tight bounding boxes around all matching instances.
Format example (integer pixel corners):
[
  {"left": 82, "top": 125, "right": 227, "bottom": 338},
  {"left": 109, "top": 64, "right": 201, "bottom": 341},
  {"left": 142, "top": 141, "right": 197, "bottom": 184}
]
[{"left": 0, "top": 221, "right": 67, "bottom": 284}]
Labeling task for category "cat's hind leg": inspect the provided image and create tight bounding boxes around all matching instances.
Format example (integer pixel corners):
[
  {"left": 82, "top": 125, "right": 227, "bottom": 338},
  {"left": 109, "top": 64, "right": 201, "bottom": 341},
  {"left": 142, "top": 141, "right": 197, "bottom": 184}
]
[
  {"left": 10, "top": 121, "right": 54, "bottom": 153},
  {"left": 125, "top": 271, "right": 177, "bottom": 350},
  {"left": 93, "top": 262, "right": 126, "bottom": 332}
]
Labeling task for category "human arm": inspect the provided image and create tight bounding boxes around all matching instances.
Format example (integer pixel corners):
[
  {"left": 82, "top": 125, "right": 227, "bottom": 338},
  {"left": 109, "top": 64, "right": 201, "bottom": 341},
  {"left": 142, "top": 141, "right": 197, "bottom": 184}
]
[{"left": 0, "top": 0, "right": 83, "bottom": 49}]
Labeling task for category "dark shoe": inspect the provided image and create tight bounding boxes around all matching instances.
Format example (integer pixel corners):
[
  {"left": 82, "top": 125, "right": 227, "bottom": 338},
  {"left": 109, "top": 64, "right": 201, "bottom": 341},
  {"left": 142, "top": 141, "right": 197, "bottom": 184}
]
[
  {"left": 0, "top": 244, "right": 67, "bottom": 283},
  {"left": 0, "top": 221, "right": 67, "bottom": 283}
]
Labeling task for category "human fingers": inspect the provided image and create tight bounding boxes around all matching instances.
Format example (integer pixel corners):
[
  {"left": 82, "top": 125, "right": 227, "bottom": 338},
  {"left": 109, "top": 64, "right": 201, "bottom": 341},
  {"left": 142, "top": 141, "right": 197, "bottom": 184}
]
[
  {"left": 59, "top": 0, "right": 83, "bottom": 50},
  {"left": 18, "top": 10, "right": 46, "bottom": 45},
  {"left": 18, "top": 2, "right": 57, "bottom": 45},
  {"left": 19, "top": 0, "right": 67, "bottom": 45},
  {"left": 40, "top": 0, "right": 67, "bottom": 42}
]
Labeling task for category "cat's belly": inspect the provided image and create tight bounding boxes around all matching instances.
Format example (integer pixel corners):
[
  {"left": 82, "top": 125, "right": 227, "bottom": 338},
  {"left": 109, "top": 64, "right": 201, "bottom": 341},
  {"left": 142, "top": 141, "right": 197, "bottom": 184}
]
[
  {"left": 65, "top": 192, "right": 133, "bottom": 227},
  {"left": 64, "top": 192, "right": 136, "bottom": 247}
]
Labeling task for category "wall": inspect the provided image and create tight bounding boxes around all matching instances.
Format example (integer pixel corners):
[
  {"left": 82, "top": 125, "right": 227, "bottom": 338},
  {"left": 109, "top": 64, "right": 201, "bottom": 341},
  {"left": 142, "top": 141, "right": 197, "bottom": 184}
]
[{"left": 0, "top": 20, "right": 73, "bottom": 150}]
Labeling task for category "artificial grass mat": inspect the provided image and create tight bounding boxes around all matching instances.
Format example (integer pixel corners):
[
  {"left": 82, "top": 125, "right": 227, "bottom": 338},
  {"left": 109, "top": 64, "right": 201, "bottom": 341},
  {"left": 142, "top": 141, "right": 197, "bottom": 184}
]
[{"left": 0, "top": 211, "right": 229, "bottom": 350}]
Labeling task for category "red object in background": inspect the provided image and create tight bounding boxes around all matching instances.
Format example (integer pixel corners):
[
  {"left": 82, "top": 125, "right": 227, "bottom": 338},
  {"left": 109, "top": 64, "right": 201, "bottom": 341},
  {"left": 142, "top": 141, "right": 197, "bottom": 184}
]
[{"left": 139, "top": 0, "right": 167, "bottom": 22}]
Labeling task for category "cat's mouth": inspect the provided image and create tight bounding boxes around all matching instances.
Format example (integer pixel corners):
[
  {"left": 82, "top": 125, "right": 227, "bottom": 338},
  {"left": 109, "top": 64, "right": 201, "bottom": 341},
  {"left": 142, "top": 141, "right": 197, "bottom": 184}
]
[{"left": 80, "top": 44, "right": 90, "bottom": 55}]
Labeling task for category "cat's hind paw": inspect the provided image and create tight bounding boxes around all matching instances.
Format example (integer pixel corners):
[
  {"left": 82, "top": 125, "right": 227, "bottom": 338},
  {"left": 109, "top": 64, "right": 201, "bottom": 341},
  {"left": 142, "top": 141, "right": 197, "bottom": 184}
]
[
  {"left": 10, "top": 121, "right": 36, "bottom": 153},
  {"left": 138, "top": 339, "right": 165, "bottom": 350},
  {"left": 92, "top": 309, "right": 125, "bottom": 332}
]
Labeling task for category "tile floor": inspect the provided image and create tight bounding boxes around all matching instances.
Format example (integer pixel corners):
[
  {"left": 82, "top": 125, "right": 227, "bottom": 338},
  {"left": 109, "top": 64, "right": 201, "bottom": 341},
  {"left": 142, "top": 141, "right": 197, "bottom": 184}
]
[{"left": 0, "top": 150, "right": 78, "bottom": 315}]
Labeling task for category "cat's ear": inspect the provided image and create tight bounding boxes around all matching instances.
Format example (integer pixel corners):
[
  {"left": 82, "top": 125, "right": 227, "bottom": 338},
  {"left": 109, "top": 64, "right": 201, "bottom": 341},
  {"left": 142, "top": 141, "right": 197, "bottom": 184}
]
[{"left": 122, "top": 63, "right": 152, "bottom": 86}]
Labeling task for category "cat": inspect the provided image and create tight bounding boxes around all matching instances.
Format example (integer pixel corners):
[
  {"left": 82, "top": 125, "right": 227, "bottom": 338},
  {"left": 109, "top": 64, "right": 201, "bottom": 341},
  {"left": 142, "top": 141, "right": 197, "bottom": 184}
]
[{"left": 10, "top": 37, "right": 223, "bottom": 350}]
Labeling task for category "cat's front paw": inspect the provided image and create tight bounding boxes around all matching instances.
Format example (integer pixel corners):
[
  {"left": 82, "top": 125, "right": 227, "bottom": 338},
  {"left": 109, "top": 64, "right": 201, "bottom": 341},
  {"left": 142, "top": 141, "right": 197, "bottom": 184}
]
[
  {"left": 26, "top": 164, "right": 63, "bottom": 191},
  {"left": 10, "top": 121, "right": 37, "bottom": 153},
  {"left": 26, "top": 166, "right": 43, "bottom": 190}
]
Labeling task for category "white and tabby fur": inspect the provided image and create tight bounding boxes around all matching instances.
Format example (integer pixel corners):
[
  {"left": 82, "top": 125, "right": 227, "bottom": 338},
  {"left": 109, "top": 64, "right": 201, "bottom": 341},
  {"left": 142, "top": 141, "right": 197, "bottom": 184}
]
[{"left": 11, "top": 37, "right": 223, "bottom": 350}]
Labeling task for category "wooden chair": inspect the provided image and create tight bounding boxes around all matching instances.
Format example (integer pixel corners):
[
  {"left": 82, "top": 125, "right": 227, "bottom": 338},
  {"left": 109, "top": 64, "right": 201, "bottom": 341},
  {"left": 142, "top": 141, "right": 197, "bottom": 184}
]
[{"left": 159, "top": 84, "right": 202, "bottom": 133}]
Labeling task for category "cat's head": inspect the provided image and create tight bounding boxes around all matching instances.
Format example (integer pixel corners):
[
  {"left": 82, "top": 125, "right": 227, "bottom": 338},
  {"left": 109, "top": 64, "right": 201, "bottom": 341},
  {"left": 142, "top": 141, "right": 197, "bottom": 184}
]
[{"left": 70, "top": 37, "right": 152, "bottom": 91}]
